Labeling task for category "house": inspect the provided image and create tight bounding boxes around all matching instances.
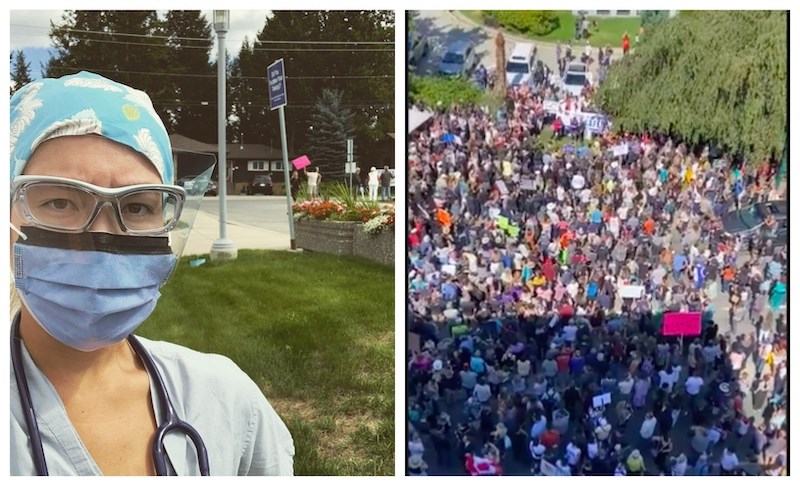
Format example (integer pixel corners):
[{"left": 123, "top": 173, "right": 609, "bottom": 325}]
[{"left": 169, "top": 134, "right": 294, "bottom": 195}]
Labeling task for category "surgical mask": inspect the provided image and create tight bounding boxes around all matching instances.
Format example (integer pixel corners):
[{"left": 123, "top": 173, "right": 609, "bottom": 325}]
[{"left": 13, "top": 227, "right": 177, "bottom": 352}]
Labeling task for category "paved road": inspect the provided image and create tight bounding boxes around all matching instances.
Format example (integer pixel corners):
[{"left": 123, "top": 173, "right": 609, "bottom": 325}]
[
  {"left": 411, "top": 11, "right": 621, "bottom": 82},
  {"left": 200, "top": 195, "right": 292, "bottom": 235}
]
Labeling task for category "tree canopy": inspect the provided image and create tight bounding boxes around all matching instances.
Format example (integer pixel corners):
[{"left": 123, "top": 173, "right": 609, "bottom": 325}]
[
  {"left": 306, "top": 89, "right": 356, "bottom": 181},
  {"left": 596, "top": 10, "right": 787, "bottom": 164},
  {"left": 229, "top": 11, "right": 394, "bottom": 166},
  {"left": 11, "top": 50, "right": 33, "bottom": 96}
]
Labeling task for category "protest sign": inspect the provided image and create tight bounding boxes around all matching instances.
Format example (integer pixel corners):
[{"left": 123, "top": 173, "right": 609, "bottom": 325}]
[
  {"left": 520, "top": 177, "right": 535, "bottom": 191},
  {"left": 496, "top": 216, "right": 510, "bottom": 230},
  {"left": 409, "top": 332, "right": 421, "bottom": 352},
  {"left": 592, "top": 392, "right": 612, "bottom": 408},
  {"left": 507, "top": 225, "right": 520, "bottom": 238},
  {"left": 495, "top": 180, "right": 509, "bottom": 195},
  {"left": 441, "top": 264, "right": 457, "bottom": 276},
  {"left": 662, "top": 312, "right": 702, "bottom": 336},
  {"left": 612, "top": 144, "right": 629, "bottom": 157},
  {"left": 543, "top": 100, "right": 561, "bottom": 114},
  {"left": 291, "top": 154, "right": 311, "bottom": 170},
  {"left": 619, "top": 284, "right": 645, "bottom": 299}
]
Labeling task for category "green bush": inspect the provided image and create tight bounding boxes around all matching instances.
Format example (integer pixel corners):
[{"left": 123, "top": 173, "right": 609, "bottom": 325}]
[
  {"left": 409, "top": 74, "right": 483, "bottom": 107},
  {"left": 484, "top": 10, "right": 560, "bottom": 36}
]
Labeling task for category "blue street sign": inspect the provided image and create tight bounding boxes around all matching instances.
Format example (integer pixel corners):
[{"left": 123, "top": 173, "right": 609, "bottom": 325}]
[{"left": 267, "top": 58, "right": 287, "bottom": 110}]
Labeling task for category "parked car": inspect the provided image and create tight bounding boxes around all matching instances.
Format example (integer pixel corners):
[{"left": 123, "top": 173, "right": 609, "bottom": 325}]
[
  {"left": 248, "top": 174, "right": 273, "bottom": 195},
  {"left": 439, "top": 41, "right": 478, "bottom": 77},
  {"left": 721, "top": 200, "right": 787, "bottom": 237},
  {"left": 561, "top": 62, "right": 590, "bottom": 97},
  {"left": 177, "top": 176, "right": 217, "bottom": 196},
  {"left": 505, "top": 42, "right": 535, "bottom": 87},
  {"left": 407, "top": 32, "right": 429, "bottom": 66}
]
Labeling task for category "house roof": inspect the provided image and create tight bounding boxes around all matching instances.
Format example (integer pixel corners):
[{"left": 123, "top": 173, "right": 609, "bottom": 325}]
[
  {"left": 169, "top": 134, "right": 217, "bottom": 153},
  {"left": 169, "top": 134, "right": 288, "bottom": 159}
]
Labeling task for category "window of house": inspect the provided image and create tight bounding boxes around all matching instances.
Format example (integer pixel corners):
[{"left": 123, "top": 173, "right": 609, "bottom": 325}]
[
  {"left": 270, "top": 161, "right": 283, "bottom": 172},
  {"left": 247, "top": 160, "right": 269, "bottom": 171},
  {"left": 596, "top": 10, "right": 611, "bottom": 15},
  {"left": 615, "top": 10, "right": 631, "bottom": 16}
]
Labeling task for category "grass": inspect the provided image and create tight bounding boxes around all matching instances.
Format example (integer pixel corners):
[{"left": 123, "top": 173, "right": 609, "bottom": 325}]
[
  {"left": 459, "top": 10, "right": 642, "bottom": 47},
  {"left": 137, "top": 250, "right": 394, "bottom": 475}
]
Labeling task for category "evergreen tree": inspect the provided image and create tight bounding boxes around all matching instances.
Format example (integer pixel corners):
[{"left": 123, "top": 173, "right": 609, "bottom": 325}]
[
  {"left": 231, "top": 11, "right": 394, "bottom": 165},
  {"left": 597, "top": 10, "right": 786, "bottom": 164},
  {"left": 162, "top": 10, "right": 215, "bottom": 140},
  {"left": 11, "top": 50, "right": 33, "bottom": 96},
  {"left": 307, "top": 89, "right": 355, "bottom": 182},
  {"left": 45, "top": 11, "right": 170, "bottom": 125}
]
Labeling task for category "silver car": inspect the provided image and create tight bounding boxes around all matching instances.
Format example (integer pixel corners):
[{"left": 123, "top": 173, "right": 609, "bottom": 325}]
[
  {"left": 438, "top": 41, "right": 478, "bottom": 77},
  {"left": 561, "top": 62, "right": 589, "bottom": 97}
]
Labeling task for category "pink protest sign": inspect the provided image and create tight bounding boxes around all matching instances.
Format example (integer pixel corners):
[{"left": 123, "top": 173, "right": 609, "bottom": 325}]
[
  {"left": 292, "top": 155, "right": 311, "bottom": 170},
  {"left": 662, "top": 312, "right": 702, "bottom": 336}
]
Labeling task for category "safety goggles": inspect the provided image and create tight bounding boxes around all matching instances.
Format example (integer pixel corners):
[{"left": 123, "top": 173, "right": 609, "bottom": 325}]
[{"left": 11, "top": 175, "right": 187, "bottom": 236}]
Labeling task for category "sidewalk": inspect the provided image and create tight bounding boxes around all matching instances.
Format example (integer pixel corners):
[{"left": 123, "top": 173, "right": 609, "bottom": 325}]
[{"left": 182, "top": 210, "right": 291, "bottom": 257}]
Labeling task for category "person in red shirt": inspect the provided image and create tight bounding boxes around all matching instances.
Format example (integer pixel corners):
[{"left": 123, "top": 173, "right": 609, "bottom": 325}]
[
  {"left": 622, "top": 32, "right": 630, "bottom": 55},
  {"left": 556, "top": 350, "right": 571, "bottom": 373}
]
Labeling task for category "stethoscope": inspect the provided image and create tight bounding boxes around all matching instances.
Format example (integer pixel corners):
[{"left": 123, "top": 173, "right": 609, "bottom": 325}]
[{"left": 11, "top": 312, "right": 210, "bottom": 476}]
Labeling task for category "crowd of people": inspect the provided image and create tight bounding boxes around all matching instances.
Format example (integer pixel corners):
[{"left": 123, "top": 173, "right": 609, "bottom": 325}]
[{"left": 406, "top": 61, "right": 788, "bottom": 476}]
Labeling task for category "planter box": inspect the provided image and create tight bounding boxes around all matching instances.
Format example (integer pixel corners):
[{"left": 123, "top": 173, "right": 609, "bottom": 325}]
[{"left": 295, "top": 219, "right": 394, "bottom": 266}]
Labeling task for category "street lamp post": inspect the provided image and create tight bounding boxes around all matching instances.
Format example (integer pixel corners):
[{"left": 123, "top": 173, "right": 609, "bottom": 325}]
[{"left": 211, "top": 9, "right": 237, "bottom": 260}]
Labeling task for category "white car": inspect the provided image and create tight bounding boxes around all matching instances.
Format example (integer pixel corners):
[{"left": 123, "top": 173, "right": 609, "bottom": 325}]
[
  {"left": 505, "top": 42, "right": 535, "bottom": 87},
  {"left": 561, "top": 62, "right": 590, "bottom": 97}
]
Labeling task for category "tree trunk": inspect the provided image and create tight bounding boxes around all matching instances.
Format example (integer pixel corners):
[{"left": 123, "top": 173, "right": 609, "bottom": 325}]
[{"left": 495, "top": 32, "right": 507, "bottom": 96}]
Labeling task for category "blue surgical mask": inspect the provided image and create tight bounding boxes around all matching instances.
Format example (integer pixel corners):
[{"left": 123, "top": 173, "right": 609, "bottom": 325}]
[{"left": 13, "top": 227, "right": 176, "bottom": 352}]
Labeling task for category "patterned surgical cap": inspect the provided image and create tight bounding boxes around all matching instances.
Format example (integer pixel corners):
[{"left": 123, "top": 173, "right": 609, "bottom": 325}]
[{"left": 10, "top": 71, "right": 173, "bottom": 185}]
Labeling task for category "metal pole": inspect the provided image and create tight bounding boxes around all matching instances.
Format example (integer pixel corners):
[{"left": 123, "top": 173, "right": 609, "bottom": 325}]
[
  {"left": 279, "top": 106, "right": 296, "bottom": 249},
  {"left": 210, "top": 27, "right": 236, "bottom": 260}
]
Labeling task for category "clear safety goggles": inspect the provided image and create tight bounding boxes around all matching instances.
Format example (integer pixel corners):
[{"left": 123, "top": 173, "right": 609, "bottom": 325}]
[{"left": 11, "top": 176, "right": 187, "bottom": 236}]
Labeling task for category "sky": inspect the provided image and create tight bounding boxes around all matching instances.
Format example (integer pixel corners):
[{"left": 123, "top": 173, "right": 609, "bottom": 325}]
[{"left": 10, "top": 10, "right": 273, "bottom": 79}]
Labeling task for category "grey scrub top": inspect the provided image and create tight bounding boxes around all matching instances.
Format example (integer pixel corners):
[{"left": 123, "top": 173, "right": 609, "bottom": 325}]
[{"left": 11, "top": 335, "right": 295, "bottom": 476}]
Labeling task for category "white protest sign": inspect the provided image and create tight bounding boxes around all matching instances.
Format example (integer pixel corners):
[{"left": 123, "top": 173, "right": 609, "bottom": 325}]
[
  {"left": 495, "top": 180, "right": 509, "bottom": 195},
  {"left": 612, "top": 144, "right": 629, "bottom": 157},
  {"left": 520, "top": 177, "right": 535, "bottom": 191},
  {"left": 592, "top": 392, "right": 612, "bottom": 408},
  {"left": 441, "top": 264, "right": 457, "bottom": 276},
  {"left": 619, "top": 284, "right": 645, "bottom": 299}
]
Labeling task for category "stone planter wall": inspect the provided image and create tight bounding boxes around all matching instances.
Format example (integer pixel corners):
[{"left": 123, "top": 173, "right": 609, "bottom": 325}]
[
  {"left": 295, "top": 219, "right": 394, "bottom": 266},
  {"left": 353, "top": 227, "right": 394, "bottom": 266}
]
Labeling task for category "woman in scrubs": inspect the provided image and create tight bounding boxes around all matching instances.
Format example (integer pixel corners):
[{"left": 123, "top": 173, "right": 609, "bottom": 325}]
[{"left": 10, "top": 72, "right": 294, "bottom": 476}]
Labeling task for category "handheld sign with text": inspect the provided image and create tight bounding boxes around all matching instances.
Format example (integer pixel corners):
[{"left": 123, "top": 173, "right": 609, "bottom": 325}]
[
  {"left": 292, "top": 155, "right": 311, "bottom": 170},
  {"left": 662, "top": 312, "right": 702, "bottom": 336}
]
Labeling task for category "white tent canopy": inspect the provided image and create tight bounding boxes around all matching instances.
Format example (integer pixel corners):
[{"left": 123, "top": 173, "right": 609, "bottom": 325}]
[{"left": 408, "top": 107, "right": 433, "bottom": 134}]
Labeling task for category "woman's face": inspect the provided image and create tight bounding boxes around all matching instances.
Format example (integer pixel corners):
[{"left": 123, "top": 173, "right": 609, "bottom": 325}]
[{"left": 11, "top": 135, "right": 161, "bottom": 244}]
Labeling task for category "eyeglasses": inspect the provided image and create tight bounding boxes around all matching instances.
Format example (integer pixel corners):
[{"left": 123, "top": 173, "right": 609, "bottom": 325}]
[{"left": 11, "top": 175, "right": 187, "bottom": 236}]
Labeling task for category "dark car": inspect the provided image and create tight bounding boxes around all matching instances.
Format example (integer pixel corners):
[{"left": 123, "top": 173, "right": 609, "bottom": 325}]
[
  {"left": 177, "top": 176, "right": 217, "bottom": 196},
  {"left": 721, "top": 200, "right": 787, "bottom": 237},
  {"left": 248, "top": 174, "right": 273, "bottom": 195}
]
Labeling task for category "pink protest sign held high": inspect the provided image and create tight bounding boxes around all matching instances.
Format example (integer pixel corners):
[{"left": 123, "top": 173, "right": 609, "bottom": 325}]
[
  {"left": 292, "top": 155, "right": 311, "bottom": 170},
  {"left": 662, "top": 312, "right": 702, "bottom": 336}
]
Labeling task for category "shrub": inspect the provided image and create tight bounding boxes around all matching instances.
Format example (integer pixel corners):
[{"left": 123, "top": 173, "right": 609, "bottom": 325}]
[
  {"left": 409, "top": 74, "right": 483, "bottom": 107},
  {"left": 485, "top": 10, "right": 560, "bottom": 36}
]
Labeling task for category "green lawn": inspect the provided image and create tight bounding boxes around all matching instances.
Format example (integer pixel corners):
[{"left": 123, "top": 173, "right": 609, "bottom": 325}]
[
  {"left": 137, "top": 250, "right": 394, "bottom": 476},
  {"left": 460, "top": 10, "right": 641, "bottom": 47}
]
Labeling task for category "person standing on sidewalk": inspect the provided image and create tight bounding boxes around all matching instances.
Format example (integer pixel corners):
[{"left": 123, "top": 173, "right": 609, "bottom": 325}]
[
  {"left": 380, "top": 165, "right": 392, "bottom": 201},
  {"left": 368, "top": 166, "right": 380, "bottom": 201}
]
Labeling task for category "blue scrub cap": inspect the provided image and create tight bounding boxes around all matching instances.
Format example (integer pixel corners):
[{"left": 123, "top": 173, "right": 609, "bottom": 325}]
[{"left": 9, "top": 71, "right": 173, "bottom": 185}]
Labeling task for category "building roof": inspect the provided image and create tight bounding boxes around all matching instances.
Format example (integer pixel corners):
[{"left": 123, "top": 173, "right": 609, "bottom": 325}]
[
  {"left": 408, "top": 107, "right": 433, "bottom": 134},
  {"left": 169, "top": 134, "right": 288, "bottom": 159}
]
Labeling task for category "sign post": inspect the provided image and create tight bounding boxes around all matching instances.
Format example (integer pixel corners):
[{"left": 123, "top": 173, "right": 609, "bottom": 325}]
[
  {"left": 268, "top": 58, "right": 295, "bottom": 250},
  {"left": 346, "top": 138, "right": 354, "bottom": 196}
]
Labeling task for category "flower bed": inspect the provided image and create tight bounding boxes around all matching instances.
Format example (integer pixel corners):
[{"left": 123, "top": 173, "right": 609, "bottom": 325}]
[{"left": 292, "top": 198, "right": 394, "bottom": 265}]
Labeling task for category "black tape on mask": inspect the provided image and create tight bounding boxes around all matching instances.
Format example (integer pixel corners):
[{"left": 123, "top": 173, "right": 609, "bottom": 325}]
[{"left": 16, "top": 227, "right": 172, "bottom": 255}]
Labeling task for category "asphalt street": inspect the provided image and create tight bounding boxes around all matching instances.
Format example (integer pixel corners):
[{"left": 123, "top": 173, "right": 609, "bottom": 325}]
[
  {"left": 411, "top": 11, "right": 621, "bottom": 82},
  {"left": 200, "top": 195, "right": 292, "bottom": 235}
]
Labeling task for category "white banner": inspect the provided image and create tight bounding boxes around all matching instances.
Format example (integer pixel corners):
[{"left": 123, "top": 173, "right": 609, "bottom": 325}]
[{"left": 520, "top": 177, "right": 535, "bottom": 191}]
